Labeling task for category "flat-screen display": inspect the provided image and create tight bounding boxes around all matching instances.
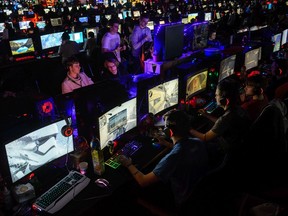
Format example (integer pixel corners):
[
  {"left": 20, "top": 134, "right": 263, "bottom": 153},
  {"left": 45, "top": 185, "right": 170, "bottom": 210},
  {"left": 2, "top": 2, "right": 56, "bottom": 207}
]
[
  {"left": 50, "top": 18, "right": 62, "bottom": 27},
  {"left": 186, "top": 69, "right": 208, "bottom": 99},
  {"left": 188, "top": 13, "right": 198, "bottom": 23},
  {"left": 205, "top": 12, "right": 212, "bottom": 21},
  {"left": 69, "top": 32, "right": 84, "bottom": 43},
  {"left": 40, "top": 32, "right": 64, "bottom": 50},
  {"left": 98, "top": 97, "right": 137, "bottom": 150},
  {"left": 182, "top": 18, "right": 188, "bottom": 24},
  {"left": 79, "top": 16, "right": 88, "bottom": 23},
  {"left": 122, "top": 10, "right": 132, "bottom": 19},
  {"left": 192, "top": 22, "right": 209, "bottom": 50},
  {"left": 36, "top": 21, "right": 46, "bottom": 29},
  {"left": 5, "top": 119, "right": 74, "bottom": 183},
  {"left": 281, "top": 29, "right": 288, "bottom": 46},
  {"left": 245, "top": 47, "right": 262, "bottom": 71},
  {"left": 0, "top": 23, "right": 5, "bottom": 33},
  {"left": 133, "top": 10, "right": 140, "bottom": 18},
  {"left": 159, "top": 20, "right": 165, "bottom": 25},
  {"left": 95, "top": 15, "right": 101, "bottom": 23},
  {"left": 148, "top": 78, "right": 179, "bottom": 115},
  {"left": 86, "top": 27, "right": 98, "bottom": 38},
  {"left": 147, "top": 21, "right": 154, "bottom": 31},
  {"left": 272, "top": 33, "right": 281, "bottom": 52},
  {"left": 9, "top": 38, "right": 35, "bottom": 56},
  {"left": 105, "top": 14, "right": 111, "bottom": 20},
  {"left": 118, "top": 13, "right": 123, "bottom": 20},
  {"left": 219, "top": 54, "right": 236, "bottom": 82},
  {"left": 19, "top": 21, "right": 30, "bottom": 30}
]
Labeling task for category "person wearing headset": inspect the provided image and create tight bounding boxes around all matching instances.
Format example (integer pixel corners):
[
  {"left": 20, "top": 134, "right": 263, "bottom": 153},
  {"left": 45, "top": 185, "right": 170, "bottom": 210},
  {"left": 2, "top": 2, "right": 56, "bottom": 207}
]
[
  {"left": 241, "top": 73, "right": 269, "bottom": 122},
  {"left": 189, "top": 78, "right": 251, "bottom": 166},
  {"left": 117, "top": 110, "right": 209, "bottom": 214},
  {"left": 61, "top": 56, "right": 94, "bottom": 94}
]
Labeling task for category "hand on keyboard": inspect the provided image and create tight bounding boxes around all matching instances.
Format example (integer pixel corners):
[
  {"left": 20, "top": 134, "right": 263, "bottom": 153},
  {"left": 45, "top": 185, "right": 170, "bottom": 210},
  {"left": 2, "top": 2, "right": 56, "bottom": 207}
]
[{"left": 116, "top": 155, "right": 132, "bottom": 167}]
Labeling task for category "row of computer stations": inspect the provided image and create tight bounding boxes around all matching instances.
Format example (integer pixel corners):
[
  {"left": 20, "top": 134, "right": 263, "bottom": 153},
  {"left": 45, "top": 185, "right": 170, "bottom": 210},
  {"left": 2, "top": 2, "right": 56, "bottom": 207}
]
[
  {"left": 3, "top": 118, "right": 74, "bottom": 184},
  {"left": 98, "top": 97, "right": 137, "bottom": 150}
]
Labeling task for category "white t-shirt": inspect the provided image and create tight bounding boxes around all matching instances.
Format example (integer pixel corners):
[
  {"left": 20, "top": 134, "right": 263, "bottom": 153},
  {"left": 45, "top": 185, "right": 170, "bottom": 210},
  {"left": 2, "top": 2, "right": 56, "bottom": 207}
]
[{"left": 101, "top": 32, "right": 121, "bottom": 62}]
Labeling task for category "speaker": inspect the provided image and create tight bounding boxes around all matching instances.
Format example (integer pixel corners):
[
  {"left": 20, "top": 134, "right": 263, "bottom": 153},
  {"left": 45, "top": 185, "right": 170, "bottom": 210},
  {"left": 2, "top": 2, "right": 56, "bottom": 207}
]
[{"left": 61, "top": 117, "right": 73, "bottom": 137}]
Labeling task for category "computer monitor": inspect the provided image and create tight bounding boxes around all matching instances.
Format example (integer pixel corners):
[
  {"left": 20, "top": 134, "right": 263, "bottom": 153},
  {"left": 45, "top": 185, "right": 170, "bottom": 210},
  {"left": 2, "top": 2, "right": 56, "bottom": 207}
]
[
  {"left": 105, "top": 14, "right": 111, "bottom": 20},
  {"left": 281, "top": 29, "right": 288, "bottom": 46},
  {"left": 86, "top": 27, "right": 98, "bottom": 39},
  {"left": 204, "top": 12, "right": 212, "bottom": 21},
  {"left": 187, "top": 13, "right": 198, "bottom": 23},
  {"left": 272, "top": 33, "right": 282, "bottom": 52},
  {"left": 69, "top": 32, "right": 84, "bottom": 44},
  {"left": 191, "top": 22, "right": 209, "bottom": 50},
  {"left": 98, "top": 97, "right": 137, "bottom": 150},
  {"left": 148, "top": 78, "right": 179, "bottom": 115},
  {"left": 19, "top": 21, "right": 30, "bottom": 30},
  {"left": 9, "top": 38, "right": 35, "bottom": 56},
  {"left": 36, "top": 21, "right": 46, "bottom": 29},
  {"left": 4, "top": 118, "right": 74, "bottom": 184},
  {"left": 154, "top": 23, "right": 184, "bottom": 61},
  {"left": 133, "top": 10, "right": 140, "bottom": 18},
  {"left": 122, "top": 10, "right": 132, "bottom": 19},
  {"left": 44, "top": 8, "right": 50, "bottom": 14},
  {"left": 50, "top": 18, "right": 62, "bottom": 27},
  {"left": 186, "top": 69, "right": 208, "bottom": 100},
  {"left": 118, "top": 13, "right": 123, "bottom": 20},
  {"left": 218, "top": 54, "right": 236, "bottom": 82},
  {"left": 95, "top": 15, "right": 101, "bottom": 23},
  {"left": 182, "top": 18, "right": 188, "bottom": 24},
  {"left": 159, "top": 20, "right": 165, "bottom": 25},
  {"left": 0, "top": 23, "right": 5, "bottom": 33},
  {"left": 79, "top": 16, "right": 88, "bottom": 23},
  {"left": 40, "top": 32, "right": 64, "bottom": 50},
  {"left": 245, "top": 47, "right": 262, "bottom": 71},
  {"left": 147, "top": 21, "right": 154, "bottom": 31}
]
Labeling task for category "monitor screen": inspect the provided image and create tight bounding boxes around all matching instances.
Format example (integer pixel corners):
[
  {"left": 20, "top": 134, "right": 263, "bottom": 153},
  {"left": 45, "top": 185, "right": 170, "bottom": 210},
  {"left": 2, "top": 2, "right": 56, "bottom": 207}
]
[
  {"left": 9, "top": 38, "right": 35, "bottom": 56},
  {"left": 69, "top": 32, "right": 84, "bottom": 44},
  {"left": 40, "top": 32, "right": 64, "bottom": 50},
  {"left": 147, "top": 21, "right": 154, "bottom": 31},
  {"left": 272, "top": 33, "right": 282, "bottom": 52},
  {"left": 86, "top": 27, "right": 98, "bottom": 38},
  {"left": 105, "top": 14, "right": 111, "bottom": 20},
  {"left": 159, "top": 20, "right": 165, "bottom": 25},
  {"left": 5, "top": 118, "right": 74, "bottom": 183},
  {"left": 98, "top": 97, "right": 137, "bottom": 150},
  {"left": 118, "top": 13, "right": 123, "bottom": 20},
  {"left": 0, "top": 23, "right": 4, "bottom": 33},
  {"left": 281, "top": 29, "right": 288, "bottom": 46},
  {"left": 216, "top": 12, "right": 221, "bottom": 19},
  {"left": 186, "top": 69, "right": 208, "bottom": 99},
  {"left": 148, "top": 78, "right": 179, "bottom": 115},
  {"left": 133, "top": 10, "right": 140, "bottom": 18},
  {"left": 192, "top": 22, "right": 209, "bottom": 50},
  {"left": 50, "top": 18, "right": 62, "bottom": 27},
  {"left": 205, "top": 12, "right": 212, "bottom": 21},
  {"left": 219, "top": 54, "right": 236, "bottom": 82},
  {"left": 95, "top": 15, "right": 101, "bottom": 23},
  {"left": 79, "top": 16, "right": 88, "bottom": 23},
  {"left": 36, "top": 21, "right": 46, "bottom": 29},
  {"left": 245, "top": 47, "right": 262, "bottom": 71},
  {"left": 182, "top": 18, "right": 188, "bottom": 24},
  {"left": 19, "top": 21, "right": 30, "bottom": 30},
  {"left": 122, "top": 10, "right": 132, "bottom": 19},
  {"left": 44, "top": 8, "right": 50, "bottom": 14},
  {"left": 188, "top": 13, "right": 198, "bottom": 23}
]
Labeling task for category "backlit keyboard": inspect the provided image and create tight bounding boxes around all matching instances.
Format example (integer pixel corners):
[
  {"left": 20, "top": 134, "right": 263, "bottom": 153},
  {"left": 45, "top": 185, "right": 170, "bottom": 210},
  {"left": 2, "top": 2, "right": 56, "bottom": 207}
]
[
  {"left": 204, "top": 101, "right": 218, "bottom": 114},
  {"left": 33, "top": 171, "right": 90, "bottom": 214},
  {"left": 105, "top": 140, "right": 143, "bottom": 169}
]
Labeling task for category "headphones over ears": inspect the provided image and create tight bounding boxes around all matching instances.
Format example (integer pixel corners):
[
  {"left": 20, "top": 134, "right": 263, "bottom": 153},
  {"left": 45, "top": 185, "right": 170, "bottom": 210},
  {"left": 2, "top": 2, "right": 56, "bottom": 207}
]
[{"left": 61, "top": 117, "right": 73, "bottom": 137}]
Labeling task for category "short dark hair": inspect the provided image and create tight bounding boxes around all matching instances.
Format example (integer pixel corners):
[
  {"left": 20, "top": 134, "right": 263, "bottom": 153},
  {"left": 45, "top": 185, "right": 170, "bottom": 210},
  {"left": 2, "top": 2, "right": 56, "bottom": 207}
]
[
  {"left": 164, "top": 109, "right": 190, "bottom": 137},
  {"left": 88, "top": 31, "right": 95, "bottom": 38},
  {"left": 246, "top": 74, "right": 267, "bottom": 95},
  {"left": 217, "top": 78, "right": 241, "bottom": 105},
  {"left": 140, "top": 13, "right": 149, "bottom": 20},
  {"left": 108, "top": 18, "right": 119, "bottom": 27},
  {"left": 61, "top": 32, "right": 70, "bottom": 41},
  {"left": 65, "top": 56, "right": 79, "bottom": 68}
]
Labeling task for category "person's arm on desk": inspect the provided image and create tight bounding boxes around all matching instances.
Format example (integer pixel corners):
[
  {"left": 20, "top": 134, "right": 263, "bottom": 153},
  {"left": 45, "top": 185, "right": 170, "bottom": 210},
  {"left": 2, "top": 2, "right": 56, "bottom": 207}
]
[
  {"left": 189, "top": 128, "right": 217, "bottom": 142},
  {"left": 198, "top": 109, "right": 217, "bottom": 123},
  {"left": 117, "top": 155, "right": 160, "bottom": 187}
]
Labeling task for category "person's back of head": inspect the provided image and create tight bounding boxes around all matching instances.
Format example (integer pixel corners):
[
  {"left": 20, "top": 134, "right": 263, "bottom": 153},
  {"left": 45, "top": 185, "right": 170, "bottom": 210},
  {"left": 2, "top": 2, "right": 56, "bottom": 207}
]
[
  {"left": 61, "top": 31, "right": 70, "bottom": 41},
  {"left": 108, "top": 17, "right": 120, "bottom": 28},
  {"left": 29, "top": 21, "right": 34, "bottom": 28},
  {"left": 88, "top": 31, "right": 95, "bottom": 39},
  {"left": 217, "top": 78, "right": 241, "bottom": 106},
  {"left": 246, "top": 73, "right": 267, "bottom": 96},
  {"left": 163, "top": 109, "right": 191, "bottom": 137}
]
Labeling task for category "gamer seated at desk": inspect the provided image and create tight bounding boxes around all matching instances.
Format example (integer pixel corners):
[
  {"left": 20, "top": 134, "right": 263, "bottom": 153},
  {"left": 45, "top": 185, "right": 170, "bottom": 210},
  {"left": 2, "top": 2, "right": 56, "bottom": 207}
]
[{"left": 117, "top": 110, "right": 209, "bottom": 214}]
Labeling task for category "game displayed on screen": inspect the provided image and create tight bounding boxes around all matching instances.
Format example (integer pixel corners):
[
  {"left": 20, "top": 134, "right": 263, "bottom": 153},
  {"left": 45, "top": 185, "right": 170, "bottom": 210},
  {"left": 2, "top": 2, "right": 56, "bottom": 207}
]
[
  {"left": 5, "top": 119, "right": 74, "bottom": 183},
  {"left": 40, "top": 32, "right": 64, "bottom": 50},
  {"left": 219, "top": 55, "right": 236, "bottom": 82},
  {"left": 9, "top": 38, "right": 35, "bottom": 56},
  {"left": 192, "top": 22, "right": 209, "bottom": 50},
  {"left": 148, "top": 78, "right": 179, "bottom": 115},
  {"left": 98, "top": 98, "right": 137, "bottom": 150},
  {"left": 186, "top": 70, "right": 208, "bottom": 99}
]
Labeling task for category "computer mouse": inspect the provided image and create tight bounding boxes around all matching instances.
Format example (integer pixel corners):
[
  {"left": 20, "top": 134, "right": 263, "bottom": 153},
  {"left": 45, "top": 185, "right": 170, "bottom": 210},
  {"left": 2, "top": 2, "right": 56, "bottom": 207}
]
[{"left": 95, "top": 178, "right": 110, "bottom": 188}]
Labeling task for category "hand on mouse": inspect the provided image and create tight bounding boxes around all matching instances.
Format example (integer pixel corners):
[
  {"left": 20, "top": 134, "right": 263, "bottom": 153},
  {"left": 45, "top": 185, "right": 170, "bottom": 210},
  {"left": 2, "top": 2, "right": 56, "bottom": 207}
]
[{"left": 116, "top": 155, "right": 132, "bottom": 167}]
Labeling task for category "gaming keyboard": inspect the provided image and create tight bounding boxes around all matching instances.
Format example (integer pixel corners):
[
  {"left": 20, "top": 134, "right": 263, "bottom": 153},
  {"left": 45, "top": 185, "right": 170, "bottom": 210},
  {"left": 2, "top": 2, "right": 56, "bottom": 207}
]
[
  {"left": 33, "top": 171, "right": 90, "bottom": 214},
  {"left": 204, "top": 101, "right": 218, "bottom": 114},
  {"left": 105, "top": 140, "right": 143, "bottom": 169}
]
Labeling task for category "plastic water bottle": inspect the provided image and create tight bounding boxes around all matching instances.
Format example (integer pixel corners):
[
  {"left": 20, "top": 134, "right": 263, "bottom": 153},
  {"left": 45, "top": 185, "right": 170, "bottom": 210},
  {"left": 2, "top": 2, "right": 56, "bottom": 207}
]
[{"left": 90, "top": 136, "right": 105, "bottom": 175}]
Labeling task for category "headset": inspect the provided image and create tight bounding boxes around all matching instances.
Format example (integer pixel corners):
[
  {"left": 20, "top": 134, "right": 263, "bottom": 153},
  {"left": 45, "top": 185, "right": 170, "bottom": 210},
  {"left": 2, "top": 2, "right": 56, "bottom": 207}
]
[{"left": 61, "top": 117, "right": 73, "bottom": 137}]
